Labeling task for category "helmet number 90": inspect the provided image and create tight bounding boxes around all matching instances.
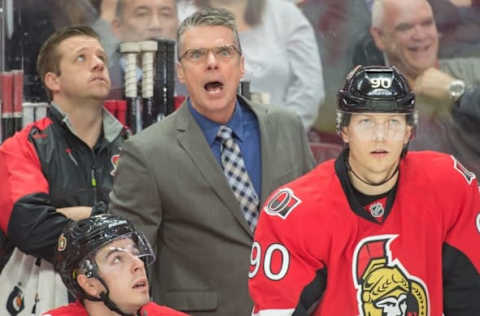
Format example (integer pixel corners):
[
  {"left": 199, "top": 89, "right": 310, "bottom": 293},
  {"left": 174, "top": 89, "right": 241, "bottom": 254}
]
[
  {"left": 370, "top": 78, "right": 392, "bottom": 89},
  {"left": 249, "top": 241, "right": 290, "bottom": 281}
]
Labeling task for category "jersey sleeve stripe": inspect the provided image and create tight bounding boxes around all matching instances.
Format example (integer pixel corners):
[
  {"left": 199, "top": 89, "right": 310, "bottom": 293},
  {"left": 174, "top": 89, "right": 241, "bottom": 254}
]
[{"left": 252, "top": 309, "right": 295, "bottom": 316}]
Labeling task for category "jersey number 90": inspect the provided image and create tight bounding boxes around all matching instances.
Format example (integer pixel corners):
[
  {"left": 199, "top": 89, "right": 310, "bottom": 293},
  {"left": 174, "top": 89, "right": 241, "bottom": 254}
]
[{"left": 249, "top": 241, "right": 290, "bottom": 281}]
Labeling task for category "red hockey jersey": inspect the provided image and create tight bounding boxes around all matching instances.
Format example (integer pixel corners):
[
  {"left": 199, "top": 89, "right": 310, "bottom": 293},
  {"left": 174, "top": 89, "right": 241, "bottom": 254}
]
[
  {"left": 249, "top": 151, "right": 480, "bottom": 316},
  {"left": 42, "top": 300, "right": 188, "bottom": 316}
]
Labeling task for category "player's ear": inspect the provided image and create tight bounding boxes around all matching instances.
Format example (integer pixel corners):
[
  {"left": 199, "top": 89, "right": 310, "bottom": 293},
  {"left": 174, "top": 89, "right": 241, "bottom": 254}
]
[
  {"left": 404, "top": 125, "right": 413, "bottom": 144},
  {"left": 176, "top": 62, "right": 185, "bottom": 83},
  {"left": 77, "top": 274, "right": 102, "bottom": 298},
  {"left": 341, "top": 127, "right": 350, "bottom": 143},
  {"left": 44, "top": 72, "right": 60, "bottom": 94}
]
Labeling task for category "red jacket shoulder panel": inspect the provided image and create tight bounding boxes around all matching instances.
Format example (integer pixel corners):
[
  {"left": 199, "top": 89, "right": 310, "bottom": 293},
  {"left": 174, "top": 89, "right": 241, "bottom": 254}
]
[{"left": 0, "top": 122, "right": 51, "bottom": 232}]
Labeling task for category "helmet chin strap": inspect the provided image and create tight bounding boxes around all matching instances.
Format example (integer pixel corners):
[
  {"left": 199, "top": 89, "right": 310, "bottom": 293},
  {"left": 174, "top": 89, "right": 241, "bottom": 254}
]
[
  {"left": 89, "top": 276, "right": 138, "bottom": 316},
  {"left": 346, "top": 159, "right": 399, "bottom": 187},
  {"left": 99, "top": 291, "right": 136, "bottom": 316}
]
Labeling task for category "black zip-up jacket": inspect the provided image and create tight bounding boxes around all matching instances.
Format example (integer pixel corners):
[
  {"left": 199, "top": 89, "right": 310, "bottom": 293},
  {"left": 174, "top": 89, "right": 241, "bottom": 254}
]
[{"left": 0, "top": 105, "right": 128, "bottom": 262}]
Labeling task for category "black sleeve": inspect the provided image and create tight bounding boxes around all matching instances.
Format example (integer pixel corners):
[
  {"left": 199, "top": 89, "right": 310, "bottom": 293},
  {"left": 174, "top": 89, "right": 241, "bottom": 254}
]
[
  {"left": 443, "top": 243, "right": 480, "bottom": 315},
  {"left": 8, "top": 193, "right": 73, "bottom": 262},
  {"left": 0, "top": 229, "right": 14, "bottom": 273},
  {"left": 293, "top": 268, "right": 327, "bottom": 316},
  {"left": 453, "top": 88, "right": 480, "bottom": 123}
]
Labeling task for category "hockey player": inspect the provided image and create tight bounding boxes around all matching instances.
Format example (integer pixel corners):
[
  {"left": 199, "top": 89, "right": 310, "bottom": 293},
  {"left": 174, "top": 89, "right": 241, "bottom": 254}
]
[
  {"left": 248, "top": 65, "right": 480, "bottom": 315},
  {"left": 42, "top": 214, "right": 187, "bottom": 316}
]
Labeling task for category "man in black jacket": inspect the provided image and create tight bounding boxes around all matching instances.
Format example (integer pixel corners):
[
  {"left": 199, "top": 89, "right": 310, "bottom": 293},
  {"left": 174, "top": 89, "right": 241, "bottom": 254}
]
[{"left": 0, "top": 25, "right": 128, "bottom": 315}]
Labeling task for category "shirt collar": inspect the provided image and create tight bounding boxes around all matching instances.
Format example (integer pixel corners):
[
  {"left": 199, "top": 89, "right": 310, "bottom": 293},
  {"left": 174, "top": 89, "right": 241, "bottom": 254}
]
[
  {"left": 188, "top": 98, "right": 245, "bottom": 146},
  {"left": 50, "top": 102, "right": 74, "bottom": 130},
  {"left": 50, "top": 102, "right": 124, "bottom": 143}
]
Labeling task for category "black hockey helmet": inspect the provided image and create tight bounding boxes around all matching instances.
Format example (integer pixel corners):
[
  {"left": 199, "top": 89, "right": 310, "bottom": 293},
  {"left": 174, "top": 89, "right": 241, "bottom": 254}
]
[
  {"left": 337, "top": 65, "right": 415, "bottom": 113},
  {"left": 336, "top": 65, "right": 417, "bottom": 135},
  {"left": 55, "top": 214, "right": 155, "bottom": 301}
]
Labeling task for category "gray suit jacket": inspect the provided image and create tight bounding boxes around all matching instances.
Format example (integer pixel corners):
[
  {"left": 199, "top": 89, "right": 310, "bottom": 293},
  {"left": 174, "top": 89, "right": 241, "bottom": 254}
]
[{"left": 109, "top": 97, "right": 315, "bottom": 315}]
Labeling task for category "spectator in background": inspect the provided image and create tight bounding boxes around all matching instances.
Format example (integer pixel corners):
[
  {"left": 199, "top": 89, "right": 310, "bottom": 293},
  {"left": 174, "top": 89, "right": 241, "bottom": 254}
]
[
  {"left": 0, "top": 25, "right": 128, "bottom": 315},
  {"left": 107, "top": 0, "right": 180, "bottom": 98},
  {"left": 43, "top": 214, "right": 187, "bottom": 316},
  {"left": 112, "top": 0, "right": 178, "bottom": 42},
  {"left": 109, "top": 8, "right": 315, "bottom": 315},
  {"left": 89, "top": 0, "right": 120, "bottom": 62},
  {"left": 352, "top": 0, "right": 480, "bottom": 67},
  {"left": 369, "top": 0, "right": 480, "bottom": 176},
  {"left": 179, "top": 0, "right": 325, "bottom": 130}
]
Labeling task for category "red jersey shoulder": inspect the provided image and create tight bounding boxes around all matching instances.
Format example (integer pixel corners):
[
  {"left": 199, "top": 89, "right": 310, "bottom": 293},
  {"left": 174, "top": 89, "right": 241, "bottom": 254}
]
[
  {"left": 262, "top": 160, "right": 339, "bottom": 222},
  {"left": 42, "top": 301, "right": 88, "bottom": 316},
  {"left": 141, "top": 302, "right": 188, "bottom": 315},
  {"left": 403, "top": 151, "right": 477, "bottom": 187}
]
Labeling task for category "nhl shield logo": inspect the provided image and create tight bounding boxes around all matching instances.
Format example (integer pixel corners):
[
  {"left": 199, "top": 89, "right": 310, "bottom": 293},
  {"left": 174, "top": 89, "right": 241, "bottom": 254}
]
[
  {"left": 265, "top": 188, "right": 301, "bottom": 220},
  {"left": 369, "top": 202, "right": 384, "bottom": 218}
]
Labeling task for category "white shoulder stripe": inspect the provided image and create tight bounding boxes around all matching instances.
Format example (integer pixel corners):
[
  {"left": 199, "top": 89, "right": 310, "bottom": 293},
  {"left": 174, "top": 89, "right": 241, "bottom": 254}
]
[{"left": 252, "top": 308, "right": 295, "bottom": 316}]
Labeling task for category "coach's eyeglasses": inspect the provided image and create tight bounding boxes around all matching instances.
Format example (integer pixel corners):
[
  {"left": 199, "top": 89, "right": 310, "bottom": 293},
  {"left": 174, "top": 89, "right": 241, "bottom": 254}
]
[{"left": 179, "top": 45, "right": 241, "bottom": 63}]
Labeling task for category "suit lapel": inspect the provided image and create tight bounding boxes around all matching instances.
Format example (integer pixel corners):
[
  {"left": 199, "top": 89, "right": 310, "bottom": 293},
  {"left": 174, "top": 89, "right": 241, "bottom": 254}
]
[
  {"left": 248, "top": 99, "right": 276, "bottom": 206},
  {"left": 174, "top": 104, "right": 252, "bottom": 236}
]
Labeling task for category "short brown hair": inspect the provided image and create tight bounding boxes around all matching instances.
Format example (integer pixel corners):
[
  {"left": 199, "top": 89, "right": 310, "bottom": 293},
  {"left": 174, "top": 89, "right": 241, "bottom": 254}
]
[
  {"left": 177, "top": 7, "right": 242, "bottom": 58},
  {"left": 36, "top": 25, "right": 100, "bottom": 99}
]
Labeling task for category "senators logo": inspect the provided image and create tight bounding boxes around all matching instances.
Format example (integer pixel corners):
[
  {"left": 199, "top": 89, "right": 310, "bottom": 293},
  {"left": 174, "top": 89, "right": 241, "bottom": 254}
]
[
  {"left": 110, "top": 154, "right": 120, "bottom": 176},
  {"left": 353, "top": 235, "right": 429, "bottom": 316},
  {"left": 265, "top": 188, "right": 301, "bottom": 220},
  {"left": 6, "top": 283, "right": 24, "bottom": 316},
  {"left": 57, "top": 233, "right": 67, "bottom": 252}
]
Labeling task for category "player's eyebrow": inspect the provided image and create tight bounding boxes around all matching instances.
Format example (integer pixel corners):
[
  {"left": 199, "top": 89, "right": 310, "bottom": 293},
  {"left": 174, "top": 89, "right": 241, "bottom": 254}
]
[{"left": 101, "top": 247, "right": 123, "bottom": 260}]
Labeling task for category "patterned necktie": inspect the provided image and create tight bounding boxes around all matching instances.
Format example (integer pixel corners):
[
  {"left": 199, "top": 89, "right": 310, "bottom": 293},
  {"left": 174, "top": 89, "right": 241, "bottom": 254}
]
[{"left": 217, "top": 125, "right": 259, "bottom": 231}]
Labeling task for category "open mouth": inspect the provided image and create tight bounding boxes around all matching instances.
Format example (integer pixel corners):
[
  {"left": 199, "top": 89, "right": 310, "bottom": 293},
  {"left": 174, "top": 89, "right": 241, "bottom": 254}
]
[
  {"left": 91, "top": 77, "right": 107, "bottom": 83},
  {"left": 132, "top": 279, "right": 147, "bottom": 290},
  {"left": 204, "top": 81, "right": 224, "bottom": 94}
]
